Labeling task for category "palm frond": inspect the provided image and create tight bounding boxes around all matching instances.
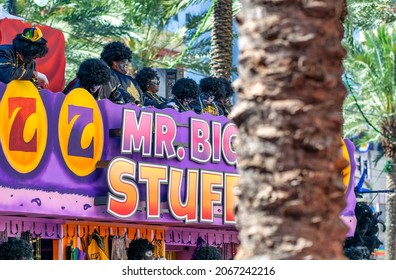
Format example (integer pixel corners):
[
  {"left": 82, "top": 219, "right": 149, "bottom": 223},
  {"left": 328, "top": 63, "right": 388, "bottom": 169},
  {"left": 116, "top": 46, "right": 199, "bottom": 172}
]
[{"left": 343, "top": 25, "right": 396, "bottom": 142}]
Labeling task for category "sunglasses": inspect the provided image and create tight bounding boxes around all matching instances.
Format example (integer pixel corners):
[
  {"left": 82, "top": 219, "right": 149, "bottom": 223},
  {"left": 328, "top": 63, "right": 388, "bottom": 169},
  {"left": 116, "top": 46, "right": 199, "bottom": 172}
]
[
  {"left": 150, "top": 79, "right": 160, "bottom": 85},
  {"left": 118, "top": 59, "right": 130, "bottom": 65}
]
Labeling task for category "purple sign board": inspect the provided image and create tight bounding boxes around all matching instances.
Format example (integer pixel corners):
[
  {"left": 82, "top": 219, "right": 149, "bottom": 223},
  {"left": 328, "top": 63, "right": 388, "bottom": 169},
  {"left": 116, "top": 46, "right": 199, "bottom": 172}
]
[{"left": 0, "top": 81, "right": 239, "bottom": 227}]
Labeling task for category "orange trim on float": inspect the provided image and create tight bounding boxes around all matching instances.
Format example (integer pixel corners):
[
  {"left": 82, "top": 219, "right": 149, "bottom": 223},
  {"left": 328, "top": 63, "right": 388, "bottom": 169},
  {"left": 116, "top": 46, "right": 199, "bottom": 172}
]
[{"left": 61, "top": 223, "right": 166, "bottom": 260}]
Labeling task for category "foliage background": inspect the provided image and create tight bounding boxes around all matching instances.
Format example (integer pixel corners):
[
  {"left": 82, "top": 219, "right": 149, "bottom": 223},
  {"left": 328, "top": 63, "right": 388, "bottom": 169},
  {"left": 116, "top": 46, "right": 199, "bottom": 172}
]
[{"left": 0, "top": 0, "right": 240, "bottom": 83}]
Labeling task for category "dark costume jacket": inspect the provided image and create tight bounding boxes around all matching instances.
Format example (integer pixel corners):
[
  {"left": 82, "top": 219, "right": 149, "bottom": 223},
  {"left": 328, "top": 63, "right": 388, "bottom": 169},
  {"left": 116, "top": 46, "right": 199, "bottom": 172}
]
[
  {"left": 142, "top": 91, "right": 170, "bottom": 109},
  {"left": 63, "top": 75, "right": 124, "bottom": 104},
  {"left": 190, "top": 95, "right": 220, "bottom": 116},
  {"left": 189, "top": 98, "right": 203, "bottom": 114},
  {"left": 217, "top": 101, "right": 231, "bottom": 117},
  {"left": 168, "top": 98, "right": 192, "bottom": 113},
  {"left": 112, "top": 70, "right": 143, "bottom": 105},
  {"left": 0, "top": 44, "right": 37, "bottom": 84}
]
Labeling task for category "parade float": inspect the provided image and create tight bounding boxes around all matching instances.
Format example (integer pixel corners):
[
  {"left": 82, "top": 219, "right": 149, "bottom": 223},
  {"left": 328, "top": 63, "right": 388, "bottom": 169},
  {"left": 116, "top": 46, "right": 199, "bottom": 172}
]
[
  {"left": 0, "top": 18, "right": 356, "bottom": 260},
  {"left": 0, "top": 78, "right": 240, "bottom": 260}
]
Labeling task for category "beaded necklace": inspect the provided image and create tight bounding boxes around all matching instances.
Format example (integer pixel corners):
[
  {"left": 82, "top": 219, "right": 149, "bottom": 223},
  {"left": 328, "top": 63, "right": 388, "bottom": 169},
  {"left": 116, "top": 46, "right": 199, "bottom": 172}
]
[
  {"left": 198, "top": 98, "right": 204, "bottom": 112},
  {"left": 147, "top": 91, "right": 164, "bottom": 104},
  {"left": 15, "top": 52, "right": 27, "bottom": 79},
  {"left": 177, "top": 99, "right": 191, "bottom": 112},
  {"left": 221, "top": 103, "right": 231, "bottom": 116},
  {"left": 16, "top": 52, "right": 20, "bottom": 67}
]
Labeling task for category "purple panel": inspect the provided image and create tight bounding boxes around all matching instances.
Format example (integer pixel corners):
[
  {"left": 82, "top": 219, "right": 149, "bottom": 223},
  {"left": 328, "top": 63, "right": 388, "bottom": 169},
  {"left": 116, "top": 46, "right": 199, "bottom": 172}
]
[
  {"left": 340, "top": 138, "right": 357, "bottom": 237},
  {"left": 0, "top": 83, "right": 238, "bottom": 227}
]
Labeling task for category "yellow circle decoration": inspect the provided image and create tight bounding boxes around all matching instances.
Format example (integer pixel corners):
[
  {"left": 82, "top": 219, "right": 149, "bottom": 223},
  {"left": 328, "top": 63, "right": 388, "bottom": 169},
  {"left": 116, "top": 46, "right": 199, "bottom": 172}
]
[
  {"left": 58, "top": 88, "right": 104, "bottom": 176},
  {"left": 340, "top": 138, "right": 351, "bottom": 193},
  {"left": 0, "top": 81, "right": 48, "bottom": 174}
]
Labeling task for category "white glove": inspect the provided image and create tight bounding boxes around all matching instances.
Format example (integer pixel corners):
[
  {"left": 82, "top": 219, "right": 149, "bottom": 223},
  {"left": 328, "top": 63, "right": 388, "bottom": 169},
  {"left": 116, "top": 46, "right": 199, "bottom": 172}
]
[
  {"left": 167, "top": 102, "right": 179, "bottom": 111},
  {"left": 36, "top": 72, "right": 49, "bottom": 87}
]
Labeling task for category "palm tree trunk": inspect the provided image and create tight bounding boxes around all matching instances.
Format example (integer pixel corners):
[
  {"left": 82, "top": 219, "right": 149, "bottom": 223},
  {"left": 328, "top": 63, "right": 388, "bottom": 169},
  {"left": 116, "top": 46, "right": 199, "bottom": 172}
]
[
  {"left": 385, "top": 170, "right": 396, "bottom": 259},
  {"left": 232, "top": 1, "right": 348, "bottom": 259},
  {"left": 381, "top": 126, "right": 396, "bottom": 260},
  {"left": 210, "top": 0, "right": 233, "bottom": 79}
]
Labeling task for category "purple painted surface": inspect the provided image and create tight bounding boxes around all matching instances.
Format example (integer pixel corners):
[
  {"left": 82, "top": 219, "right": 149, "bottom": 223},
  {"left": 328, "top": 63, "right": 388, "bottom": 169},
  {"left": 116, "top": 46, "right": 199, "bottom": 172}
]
[
  {"left": 0, "top": 83, "right": 238, "bottom": 227},
  {"left": 0, "top": 87, "right": 236, "bottom": 193},
  {"left": 340, "top": 138, "right": 357, "bottom": 237},
  {"left": 0, "top": 83, "right": 357, "bottom": 232},
  {"left": 341, "top": 139, "right": 357, "bottom": 215}
]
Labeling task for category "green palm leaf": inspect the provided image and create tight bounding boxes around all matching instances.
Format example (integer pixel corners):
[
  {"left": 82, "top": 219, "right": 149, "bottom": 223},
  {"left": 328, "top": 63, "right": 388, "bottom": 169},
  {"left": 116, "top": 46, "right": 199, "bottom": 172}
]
[{"left": 344, "top": 24, "right": 396, "bottom": 143}]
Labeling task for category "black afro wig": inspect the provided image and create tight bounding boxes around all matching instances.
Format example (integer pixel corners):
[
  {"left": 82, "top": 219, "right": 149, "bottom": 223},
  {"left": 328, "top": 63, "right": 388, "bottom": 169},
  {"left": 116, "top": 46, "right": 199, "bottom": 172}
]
[
  {"left": 192, "top": 246, "right": 222, "bottom": 260},
  {"left": 77, "top": 58, "right": 111, "bottom": 91},
  {"left": 0, "top": 238, "right": 33, "bottom": 260},
  {"left": 172, "top": 78, "right": 200, "bottom": 99},
  {"left": 13, "top": 37, "right": 48, "bottom": 63},
  {"left": 127, "top": 238, "right": 155, "bottom": 260},
  {"left": 343, "top": 201, "right": 384, "bottom": 259},
  {"left": 100, "top": 41, "right": 132, "bottom": 67},
  {"left": 199, "top": 77, "right": 225, "bottom": 101},
  {"left": 135, "top": 67, "right": 159, "bottom": 92},
  {"left": 218, "top": 77, "right": 234, "bottom": 99},
  {"left": 344, "top": 246, "right": 371, "bottom": 260}
]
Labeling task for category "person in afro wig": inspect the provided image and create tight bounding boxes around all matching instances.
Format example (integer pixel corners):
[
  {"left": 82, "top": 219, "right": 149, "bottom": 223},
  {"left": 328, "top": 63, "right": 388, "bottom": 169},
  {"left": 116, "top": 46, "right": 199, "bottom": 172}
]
[
  {"left": 100, "top": 41, "right": 143, "bottom": 105},
  {"left": 135, "top": 67, "right": 160, "bottom": 96},
  {"left": 192, "top": 246, "right": 222, "bottom": 260},
  {"left": 343, "top": 201, "right": 384, "bottom": 259},
  {"left": 0, "top": 238, "right": 34, "bottom": 260},
  {"left": 64, "top": 58, "right": 124, "bottom": 104},
  {"left": 127, "top": 238, "right": 155, "bottom": 260},
  {"left": 101, "top": 41, "right": 132, "bottom": 67},
  {"left": 135, "top": 67, "right": 178, "bottom": 110},
  {"left": 217, "top": 77, "right": 234, "bottom": 117},
  {"left": 0, "top": 25, "right": 49, "bottom": 87},
  {"left": 190, "top": 76, "right": 225, "bottom": 116},
  {"left": 77, "top": 58, "right": 111, "bottom": 94},
  {"left": 191, "top": 237, "right": 222, "bottom": 260},
  {"left": 169, "top": 78, "right": 200, "bottom": 112}
]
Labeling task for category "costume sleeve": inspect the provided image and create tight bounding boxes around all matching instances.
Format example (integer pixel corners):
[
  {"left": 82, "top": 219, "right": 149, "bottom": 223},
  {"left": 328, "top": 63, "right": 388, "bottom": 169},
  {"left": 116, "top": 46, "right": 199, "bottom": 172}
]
[
  {"left": 154, "top": 96, "right": 172, "bottom": 109},
  {"left": 0, "top": 49, "right": 19, "bottom": 84},
  {"left": 119, "top": 85, "right": 139, "bottom": 105},
  {"left": 189, "top": 99, "right": 203, "bottom": 114},
  {"left": 0, "top": 49, "right": 35, "bottom": 84},
  {"left": 142, "top": 92, "right": 170, "bottom": 109},
  {"left": 142, "top": 92, "right": 156, "bottom": 107},
  {"left": 116, "top": 74, "right": 141, "bottom": 105},
  {"left": 155, "top": 102, "right": 170, "bottom": 109},
  {"left": 108, "top": 85, "right": 125, "bottom": 105},
  {"left": 217, "top": 101, "right": 226, "bottom": 116},
  {"left": 131, "top": 78, "right": 144, "bottom": 97},
  {"left": 20, "top": 61, "right": 36, "bottom": 81},
  {"left": 63, "top": 77, "right": 79, "bottom": 95},
  {"left": 100, "top": 76, "right": 125, "bottom": 104}
]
